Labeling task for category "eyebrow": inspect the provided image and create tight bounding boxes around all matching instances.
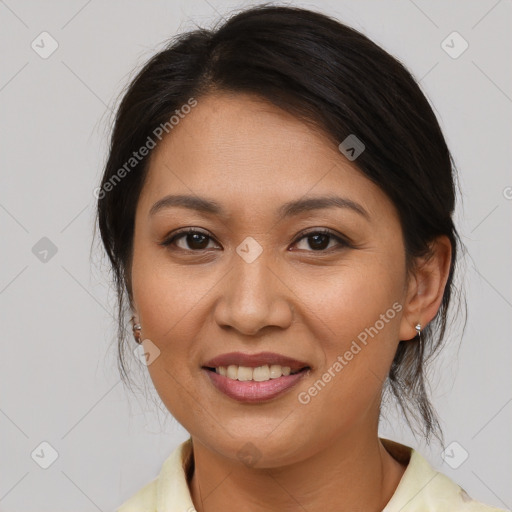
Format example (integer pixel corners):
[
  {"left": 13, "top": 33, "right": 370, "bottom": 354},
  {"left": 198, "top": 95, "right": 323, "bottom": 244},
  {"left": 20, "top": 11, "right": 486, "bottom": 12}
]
[{"left": 149, "top": 194, "right": 370, "bottom": 221}]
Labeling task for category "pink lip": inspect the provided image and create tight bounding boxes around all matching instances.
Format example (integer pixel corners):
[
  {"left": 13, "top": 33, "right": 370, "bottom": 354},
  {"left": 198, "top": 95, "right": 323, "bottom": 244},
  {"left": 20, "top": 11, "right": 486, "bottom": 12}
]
[
  {"left": 203, "top": 367, "right": 309, "bottom": 403},
  {"left": 202, "top": 351, "right": 310, "bottom": 372}
]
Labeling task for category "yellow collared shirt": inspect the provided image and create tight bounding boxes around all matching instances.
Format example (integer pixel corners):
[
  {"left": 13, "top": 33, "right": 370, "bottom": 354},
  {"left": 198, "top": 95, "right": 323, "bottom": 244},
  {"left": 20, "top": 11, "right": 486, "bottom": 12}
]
[{"left": 117, "top": 437, "right": 508, "bottom": 512}]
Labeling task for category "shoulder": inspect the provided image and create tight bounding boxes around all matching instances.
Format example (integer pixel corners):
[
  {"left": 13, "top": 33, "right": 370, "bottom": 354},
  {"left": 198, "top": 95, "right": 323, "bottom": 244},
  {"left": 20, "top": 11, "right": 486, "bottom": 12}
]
[
  {"left": 116, "top": 478, "right": 158, "bottom": 512},
  {"left": 428, "top": 471, "right": 508, "bottom": 512},
  {"left": 381, "top": 438, "right": 510, "bottom": 512},
  {"left": 115, "top": 437, "right": 194, "bottom": 512}
]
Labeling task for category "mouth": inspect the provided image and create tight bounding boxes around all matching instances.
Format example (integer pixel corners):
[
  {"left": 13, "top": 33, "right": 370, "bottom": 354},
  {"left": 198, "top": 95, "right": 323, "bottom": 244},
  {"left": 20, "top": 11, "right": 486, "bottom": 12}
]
[
  {"left": 203, "top": 364, "right": 307, "bottom": 380},
  {"left": 201, "top": 352, "right": 311, "bottom": 403},
  {"left": 202, "top": 351, "right": 310, "bottom": 373}
]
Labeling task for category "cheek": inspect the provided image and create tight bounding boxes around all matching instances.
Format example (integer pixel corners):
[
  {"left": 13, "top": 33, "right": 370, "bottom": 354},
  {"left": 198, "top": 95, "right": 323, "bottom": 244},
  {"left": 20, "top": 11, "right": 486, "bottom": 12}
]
[
  {"left": 293, "top": 253, "right": 405, "bottom": 421},
  {"left": 132, "top": 267, "right": 209, "bottom": 428},
  {"left": 301, "top": 250, "right": 405, "bottom": 347},
  {"left": 130, "top": 245, "right": 209, "bottom": 401}
]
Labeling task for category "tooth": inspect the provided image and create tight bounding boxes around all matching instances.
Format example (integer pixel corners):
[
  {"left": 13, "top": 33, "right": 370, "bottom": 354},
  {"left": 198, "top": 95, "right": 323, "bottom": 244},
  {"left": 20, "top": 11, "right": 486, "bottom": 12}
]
[
  {"left": 237, "top": 366, "right": 254, "bottom": 381},
  {"left": 218, "top": 364, "right": 297, "bottom": 381},
  {"left": 227, "top": 365, "right": 238, "bottom": 379},
  {"left": 269, "top": 365, "right": 282, "bottom": 379},
  {"left": 253, "top": 365, "right": 270, "bottom": 381}
]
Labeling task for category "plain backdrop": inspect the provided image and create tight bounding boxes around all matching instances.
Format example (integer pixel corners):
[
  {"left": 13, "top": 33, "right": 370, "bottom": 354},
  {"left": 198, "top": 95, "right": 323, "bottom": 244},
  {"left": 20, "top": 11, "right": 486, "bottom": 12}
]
[{"left": 1, "top": 0, "right": 511, "bottom": 510}]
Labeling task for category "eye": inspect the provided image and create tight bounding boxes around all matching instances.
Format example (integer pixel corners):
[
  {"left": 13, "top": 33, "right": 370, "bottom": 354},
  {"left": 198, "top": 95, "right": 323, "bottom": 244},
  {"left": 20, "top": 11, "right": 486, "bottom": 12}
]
[
  {"left": 160, "top": 227, "right": 350, "bottom": 253},
  {"left": 291, "top": 228, "right": 349, "bottom": 252},
  {"left": 160, "top": 228, "right": 219, "bottom": 251}
]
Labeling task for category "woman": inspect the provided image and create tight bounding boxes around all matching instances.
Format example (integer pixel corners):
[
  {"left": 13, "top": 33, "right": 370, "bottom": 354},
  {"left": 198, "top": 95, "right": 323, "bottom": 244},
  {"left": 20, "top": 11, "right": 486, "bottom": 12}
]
[{"left": 95, "top": 5, "right": 506, "bottom": 511}]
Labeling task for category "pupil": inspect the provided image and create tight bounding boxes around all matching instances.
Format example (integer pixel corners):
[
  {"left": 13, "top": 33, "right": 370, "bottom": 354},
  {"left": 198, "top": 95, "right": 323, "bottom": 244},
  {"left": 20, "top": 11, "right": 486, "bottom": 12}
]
[
  {"left": 309, "top": 234, "right": 329, "bottom": 250},
  {"left": 188, "top": 233, "right": 208, "bottom": 249}
]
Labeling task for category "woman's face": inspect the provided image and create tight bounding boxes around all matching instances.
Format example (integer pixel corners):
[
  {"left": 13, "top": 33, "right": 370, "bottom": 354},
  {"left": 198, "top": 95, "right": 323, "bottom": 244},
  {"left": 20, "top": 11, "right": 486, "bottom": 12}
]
[{"left": 130, "top": 91, "right": 414, "bottom": 466}]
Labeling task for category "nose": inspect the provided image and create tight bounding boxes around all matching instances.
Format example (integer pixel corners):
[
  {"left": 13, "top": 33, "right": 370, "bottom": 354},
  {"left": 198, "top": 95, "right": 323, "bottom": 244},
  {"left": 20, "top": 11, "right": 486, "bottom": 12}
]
[{"left": 213, "top": 250, "right": 294, "bottom": 336}]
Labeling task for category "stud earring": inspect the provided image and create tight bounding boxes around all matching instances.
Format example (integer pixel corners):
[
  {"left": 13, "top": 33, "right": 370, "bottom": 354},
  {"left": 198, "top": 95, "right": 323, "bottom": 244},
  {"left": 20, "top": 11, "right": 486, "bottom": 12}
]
[
  {"left": 415, "top": 323, "right": 422, "bottom": 342},
  {"left": 132, "top": 316, "right": 142, "bottom": 344}
]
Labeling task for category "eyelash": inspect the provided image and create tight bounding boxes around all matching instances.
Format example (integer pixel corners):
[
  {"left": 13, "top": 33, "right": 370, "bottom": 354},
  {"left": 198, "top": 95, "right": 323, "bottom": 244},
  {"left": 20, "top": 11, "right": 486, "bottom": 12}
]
[{"left": 159, "top": 227, "right": 351, "bottom": 253}]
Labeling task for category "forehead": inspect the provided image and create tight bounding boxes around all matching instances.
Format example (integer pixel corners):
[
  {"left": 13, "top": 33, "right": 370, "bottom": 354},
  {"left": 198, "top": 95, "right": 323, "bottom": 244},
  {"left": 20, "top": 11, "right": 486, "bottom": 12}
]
[
  {"left": 138, "top": 92, "right": 388, "bottom": 220},
  {"left": 152, "top": 92, "right": 339, "bottom": 167}
]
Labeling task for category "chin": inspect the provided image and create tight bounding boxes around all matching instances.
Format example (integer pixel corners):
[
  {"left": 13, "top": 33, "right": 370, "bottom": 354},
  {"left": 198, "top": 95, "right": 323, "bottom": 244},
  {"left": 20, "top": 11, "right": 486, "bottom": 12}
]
[{"left": 193, "top": 423, "right": 314, "bottom": 469}]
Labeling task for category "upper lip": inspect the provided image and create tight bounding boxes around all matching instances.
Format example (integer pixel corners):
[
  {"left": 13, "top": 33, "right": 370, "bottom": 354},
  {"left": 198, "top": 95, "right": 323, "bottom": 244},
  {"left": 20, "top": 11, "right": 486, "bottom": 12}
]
[{"left": 202, "top": 351, "right": 310, "bottom": 371}]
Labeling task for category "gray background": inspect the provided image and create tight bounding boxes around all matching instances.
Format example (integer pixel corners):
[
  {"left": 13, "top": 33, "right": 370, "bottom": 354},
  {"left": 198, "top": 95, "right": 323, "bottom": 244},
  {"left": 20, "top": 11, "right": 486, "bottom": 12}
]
[{"left": 1, "top": 0, "right": 511, "bottom": 510}]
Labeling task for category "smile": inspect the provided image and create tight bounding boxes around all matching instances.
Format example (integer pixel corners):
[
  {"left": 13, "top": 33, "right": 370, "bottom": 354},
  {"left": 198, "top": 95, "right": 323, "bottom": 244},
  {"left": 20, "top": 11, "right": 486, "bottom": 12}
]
[{"left": 202, "top": 365, "right": 310, "bottom": 403}]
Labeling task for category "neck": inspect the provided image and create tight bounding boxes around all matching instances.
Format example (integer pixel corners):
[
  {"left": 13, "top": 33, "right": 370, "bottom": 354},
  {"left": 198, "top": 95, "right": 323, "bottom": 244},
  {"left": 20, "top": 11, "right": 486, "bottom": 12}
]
[{"left": 188, "top": 428, "right": 407, "bottom": 512}]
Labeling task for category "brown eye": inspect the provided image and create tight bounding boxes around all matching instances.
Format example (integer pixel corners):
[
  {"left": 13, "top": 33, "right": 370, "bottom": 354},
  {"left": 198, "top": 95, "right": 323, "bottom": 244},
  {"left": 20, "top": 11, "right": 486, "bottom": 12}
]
[
  {"left": 179, "top": 232, "right": 210, "bottom": 250},
  {"left": 292, "top": 229, "right": 349, "bottom": 252},
  {"left": 160, "top": 229, "right": 219, "bottom": 251}
]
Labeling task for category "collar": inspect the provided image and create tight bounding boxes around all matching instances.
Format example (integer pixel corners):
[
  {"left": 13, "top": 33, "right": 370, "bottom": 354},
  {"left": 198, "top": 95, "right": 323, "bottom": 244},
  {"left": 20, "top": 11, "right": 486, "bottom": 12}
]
[{"left": 148, "top": 437, "right": 495, "bottom": 511}]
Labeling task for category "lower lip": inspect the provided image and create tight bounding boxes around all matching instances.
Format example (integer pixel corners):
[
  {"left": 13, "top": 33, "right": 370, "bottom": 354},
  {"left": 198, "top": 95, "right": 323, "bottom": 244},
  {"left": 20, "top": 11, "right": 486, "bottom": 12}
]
[{"left": 203, "top": 368, "right": 309, "bottom": 403}]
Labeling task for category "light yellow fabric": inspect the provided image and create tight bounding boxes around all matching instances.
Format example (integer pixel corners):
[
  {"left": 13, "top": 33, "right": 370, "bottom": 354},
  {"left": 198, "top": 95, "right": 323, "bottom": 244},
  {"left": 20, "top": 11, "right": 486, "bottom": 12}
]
[{"left": 117, "top": 437, "right": 508, "bottom": 512}]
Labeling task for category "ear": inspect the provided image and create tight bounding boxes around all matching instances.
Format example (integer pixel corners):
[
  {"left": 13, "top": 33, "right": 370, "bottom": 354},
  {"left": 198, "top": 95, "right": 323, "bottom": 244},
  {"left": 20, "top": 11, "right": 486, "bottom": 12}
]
[{"left": 398, "top": 235, "right": 452, "bottom": 341}]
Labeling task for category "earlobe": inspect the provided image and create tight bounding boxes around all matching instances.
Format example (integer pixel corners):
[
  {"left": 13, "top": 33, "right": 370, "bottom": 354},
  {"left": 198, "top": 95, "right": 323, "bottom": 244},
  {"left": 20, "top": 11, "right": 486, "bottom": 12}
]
[{"left": 398, "top": 235, "right": 452, "bottom": 341}]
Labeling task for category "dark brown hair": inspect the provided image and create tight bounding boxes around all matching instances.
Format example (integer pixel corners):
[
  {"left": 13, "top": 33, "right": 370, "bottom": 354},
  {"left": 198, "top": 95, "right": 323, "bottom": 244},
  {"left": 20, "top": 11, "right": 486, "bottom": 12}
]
[{"left": 94, "top": 4, "right": 465, "bottom": 444}]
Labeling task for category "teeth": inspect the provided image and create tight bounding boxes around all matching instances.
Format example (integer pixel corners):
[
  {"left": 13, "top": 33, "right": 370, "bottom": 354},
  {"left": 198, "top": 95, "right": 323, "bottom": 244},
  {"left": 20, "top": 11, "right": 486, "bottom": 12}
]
[
  {"left": 237, "top": 366, "right": 253, "bottom": 381},
  {"left": 215, "top": 364, "right": 295, "bottom": 381},
  {"left": 253, "top": 365, "right": 270, "bottom": 381},
  {"left": 227, "top": 365, "right": 238, "bottom": 379},
  {"left": 269, "top": 364, "right": 283, "bottom": 379}
]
